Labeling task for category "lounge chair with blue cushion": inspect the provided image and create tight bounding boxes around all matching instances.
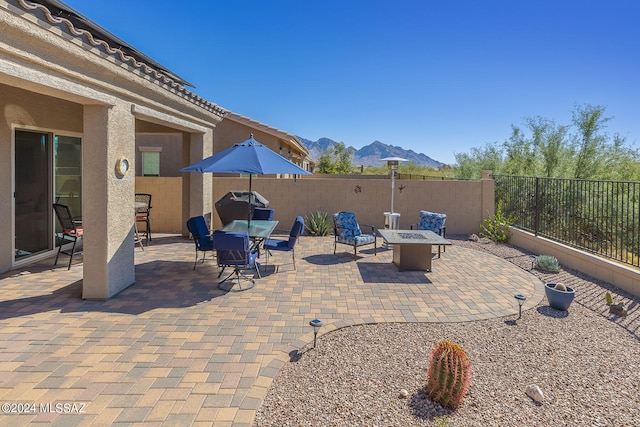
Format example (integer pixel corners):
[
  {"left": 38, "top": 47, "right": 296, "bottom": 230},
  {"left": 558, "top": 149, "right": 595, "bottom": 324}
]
[
  {"left": 332, "top": 211, "right": 376, "bottom": 259},
  {"left": 411, "top": 210, "right": 447, "bottom": 257}
]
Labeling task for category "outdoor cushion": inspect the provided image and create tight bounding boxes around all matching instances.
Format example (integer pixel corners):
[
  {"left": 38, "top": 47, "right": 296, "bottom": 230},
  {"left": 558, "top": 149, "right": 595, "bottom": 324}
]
[
  {"left": 418, "top": 210, "right": 446, "bottom": 234},
  {"left": 333, "top": 211, "right": 376, "bottom": 258},
  {"left": 334, "top": 211, "right": 362, "bottom": 242}
]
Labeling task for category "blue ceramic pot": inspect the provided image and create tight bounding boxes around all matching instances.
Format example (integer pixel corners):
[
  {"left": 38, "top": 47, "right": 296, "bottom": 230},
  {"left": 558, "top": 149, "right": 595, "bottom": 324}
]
[{"left": 544, "top": 283, "right": 576, "bottom": 311}]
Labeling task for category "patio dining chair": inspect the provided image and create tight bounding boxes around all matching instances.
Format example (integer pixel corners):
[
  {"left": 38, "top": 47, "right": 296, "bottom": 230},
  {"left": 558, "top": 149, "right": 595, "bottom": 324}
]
[
  {"left": 252, "top": 207, "right": 275, "bottom": 221},
  {"left": 135, "top": 193, "right": 152, "bottom": 245},
  {"left": 264, "top": 216, "right": 304, "bottom": 270},
  {"left": 186, "top": 216, "right": 215, "bottom": 270},
  {"left": 411, "top": 210, "right": 447, "bottom": 257},
  {"left": 212, "top": 230, "right": 260, "bottom": 291},
  {"left": 53, "top": 203, "right": 83, "bottom": 270},
  {"left": 333, "top": 211, "right": 376, "bottom": 259}
]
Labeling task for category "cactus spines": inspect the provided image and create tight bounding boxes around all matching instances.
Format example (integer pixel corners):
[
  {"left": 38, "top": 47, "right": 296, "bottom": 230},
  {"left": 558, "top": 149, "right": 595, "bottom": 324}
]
[
  {"left": 554, "top": 283, "right": 567, "bottom": 292},
  {"left": 425, "top": 340, "right": 471, "bottom": 409},
  {"left": 605, "top": 291, "right": 613, "bottom": 305}
]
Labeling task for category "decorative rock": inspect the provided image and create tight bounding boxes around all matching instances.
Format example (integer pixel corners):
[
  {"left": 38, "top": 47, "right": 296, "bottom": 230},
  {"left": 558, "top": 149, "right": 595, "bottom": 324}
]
[
  {"left": 468, "top": 234, "right": 479, "bottom": 242},
  {"left": 399, "top": 389, "right": 409, "bottom": 398},
  {"left": 525, "top": 384, "right": 544, "bottom": 403},
  {"left": 609, "top": 303, "right": 628, "bottom": 316}
]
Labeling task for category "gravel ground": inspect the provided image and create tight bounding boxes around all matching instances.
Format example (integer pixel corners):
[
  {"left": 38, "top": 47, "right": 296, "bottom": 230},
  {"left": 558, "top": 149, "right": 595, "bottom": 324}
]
[{"left": 254, "top": 236, "right": 640, "bottom": 427}]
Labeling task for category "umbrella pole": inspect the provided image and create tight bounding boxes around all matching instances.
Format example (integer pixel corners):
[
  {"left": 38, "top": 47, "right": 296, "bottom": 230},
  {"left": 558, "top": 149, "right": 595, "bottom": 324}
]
[{"left": 247, "top": 174, "right": 252, "bottom": 231}]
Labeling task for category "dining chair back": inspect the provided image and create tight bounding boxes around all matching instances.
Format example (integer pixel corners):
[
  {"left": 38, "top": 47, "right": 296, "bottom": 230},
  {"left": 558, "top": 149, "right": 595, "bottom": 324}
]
[
  {"left": 264, "top": 216, "right": 304, "bottom": 269},
  {"left": 252, "top": 207, "right": 275, "bottom": 221},
  {"left": 135, "top": 193, "right": 152, "bottom": 244},
  {"left": 212, "top": 230, "right": 260, "bottom": 291},
  {"left": 186, "top": 216, "right": 215, "bottom": 269},
  {"left": 53, "top": 203, "right": 83, "bottom": 269}
]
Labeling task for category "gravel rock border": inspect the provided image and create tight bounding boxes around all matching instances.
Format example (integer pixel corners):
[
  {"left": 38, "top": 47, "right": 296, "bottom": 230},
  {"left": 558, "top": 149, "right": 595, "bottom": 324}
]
[{"left": 254, "top": 236, "right": 640, "bottom": 427}]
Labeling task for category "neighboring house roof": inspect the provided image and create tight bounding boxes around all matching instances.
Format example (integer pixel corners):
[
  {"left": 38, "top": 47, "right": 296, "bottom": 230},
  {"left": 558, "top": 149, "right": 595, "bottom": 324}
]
[
  {"left": 18, "top": 0, "right": 225, "bottom": 117},
  {"left": 223, "top": 111, "right": 309, "bottom": 157}
]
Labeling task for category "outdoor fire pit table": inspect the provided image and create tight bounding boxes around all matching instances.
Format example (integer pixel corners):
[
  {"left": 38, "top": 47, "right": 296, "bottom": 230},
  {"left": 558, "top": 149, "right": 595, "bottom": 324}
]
[{"left": 377, "top": 229, "right": 452, "bottom": 271}]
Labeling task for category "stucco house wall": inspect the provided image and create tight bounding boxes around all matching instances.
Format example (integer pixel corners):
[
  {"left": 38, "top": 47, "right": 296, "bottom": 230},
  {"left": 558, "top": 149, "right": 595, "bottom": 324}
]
[{"left": 1, "top": 0, "right": 222, "bottom": 298}]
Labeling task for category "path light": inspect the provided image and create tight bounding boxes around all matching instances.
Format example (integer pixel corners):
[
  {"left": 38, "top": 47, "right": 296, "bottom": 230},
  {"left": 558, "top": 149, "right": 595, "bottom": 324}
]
[
  {"left": 309, "top": 319, "right": 323, "bottom": 348},
  {"left": 514, "top": 293, "right": 527, "bottom": 319}
]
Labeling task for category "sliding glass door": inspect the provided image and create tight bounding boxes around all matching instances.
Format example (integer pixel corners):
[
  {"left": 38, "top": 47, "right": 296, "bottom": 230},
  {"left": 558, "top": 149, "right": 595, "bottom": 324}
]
[
  {"left": 14, "top": 130, "right": 52, "bottom": 259},
  {"left": 14, "top": 130, "right": 82, "bottom": 263}
]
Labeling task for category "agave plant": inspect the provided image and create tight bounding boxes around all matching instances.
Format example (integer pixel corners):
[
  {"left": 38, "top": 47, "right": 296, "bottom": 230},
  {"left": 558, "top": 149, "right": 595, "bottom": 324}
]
[
  {"left": 304, "top": 211, "right": 332, "bottom": 236},
  {"left": 534, "top": 255, "right": 561, "bottom": 273}
]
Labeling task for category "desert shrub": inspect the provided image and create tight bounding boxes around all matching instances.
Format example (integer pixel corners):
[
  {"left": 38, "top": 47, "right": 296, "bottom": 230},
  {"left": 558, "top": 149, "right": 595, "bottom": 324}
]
[{"left": 479, "top": 200, "right": 517, "bottom": 242}]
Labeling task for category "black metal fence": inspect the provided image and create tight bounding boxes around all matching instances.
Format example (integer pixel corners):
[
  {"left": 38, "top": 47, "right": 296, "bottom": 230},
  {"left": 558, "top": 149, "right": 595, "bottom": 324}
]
[{"left": 494, "top": 175, "right": 640, "bottom": 267}]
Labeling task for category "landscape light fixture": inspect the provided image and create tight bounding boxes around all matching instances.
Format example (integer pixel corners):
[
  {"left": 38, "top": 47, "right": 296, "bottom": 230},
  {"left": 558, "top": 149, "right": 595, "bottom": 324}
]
[
  {"left": 309, "top": 318, "right": 323, "bottom": 348},
  {"left": 379, "top": 157, "right": 407, "bottom": 214},
  {"left": 514, "top": 293, "right": 527, "bottom": 319}
]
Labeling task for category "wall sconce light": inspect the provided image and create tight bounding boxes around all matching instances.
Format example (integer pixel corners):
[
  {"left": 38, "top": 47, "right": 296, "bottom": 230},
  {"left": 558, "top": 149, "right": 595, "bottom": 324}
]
[
  {"left": 514, "top": 293, "right": 527, "bottom": 319},
  {"left": 309, "top": 318, "right": 323, "bottom": 348}
]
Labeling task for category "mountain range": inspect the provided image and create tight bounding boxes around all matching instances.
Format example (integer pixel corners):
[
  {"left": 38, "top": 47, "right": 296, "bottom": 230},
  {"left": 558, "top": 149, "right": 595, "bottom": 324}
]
[{"left": 297, "top": 137, "right": 444, "bottom": 168}]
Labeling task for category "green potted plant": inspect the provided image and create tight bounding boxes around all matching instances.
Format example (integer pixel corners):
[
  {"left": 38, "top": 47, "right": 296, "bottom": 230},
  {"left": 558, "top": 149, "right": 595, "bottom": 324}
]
[{"left": 544, "top": 282, "right": 575, "bottom": 311}]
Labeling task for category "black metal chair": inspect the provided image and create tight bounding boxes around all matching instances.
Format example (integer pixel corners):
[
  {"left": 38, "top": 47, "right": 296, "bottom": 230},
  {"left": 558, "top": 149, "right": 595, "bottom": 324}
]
[
  {"left": 135, "top": 193, "right": 152, "bottom": 245},
  {"left": 53, "top": 203, "right": 83, "bottom": 269},
  {"left": 186, "top": 216, "right": 215, "bottom": 270}
]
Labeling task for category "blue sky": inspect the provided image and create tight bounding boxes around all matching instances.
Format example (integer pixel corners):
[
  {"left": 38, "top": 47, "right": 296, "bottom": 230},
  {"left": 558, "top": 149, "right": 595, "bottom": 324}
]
[{"left": 61, "top": 0, "right": 639, "bottom": 165}]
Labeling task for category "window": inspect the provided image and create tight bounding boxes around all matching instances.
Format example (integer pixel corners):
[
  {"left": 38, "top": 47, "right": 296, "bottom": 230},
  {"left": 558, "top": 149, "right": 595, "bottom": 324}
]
[{"left": 139, "top": 146, "right": 162, "bottom": 176}]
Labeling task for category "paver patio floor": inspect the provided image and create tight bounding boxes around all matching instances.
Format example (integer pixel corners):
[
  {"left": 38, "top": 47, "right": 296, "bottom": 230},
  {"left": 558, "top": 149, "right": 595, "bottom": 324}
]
[{"left": 0, "top": 234, "right": 543, "bottom": 426}]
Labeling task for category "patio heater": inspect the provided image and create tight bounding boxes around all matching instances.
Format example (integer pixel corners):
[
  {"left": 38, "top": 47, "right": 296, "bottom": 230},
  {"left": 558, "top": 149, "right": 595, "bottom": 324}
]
[{"left": 380, "top": 157, "right": 407, "bottom": 230}]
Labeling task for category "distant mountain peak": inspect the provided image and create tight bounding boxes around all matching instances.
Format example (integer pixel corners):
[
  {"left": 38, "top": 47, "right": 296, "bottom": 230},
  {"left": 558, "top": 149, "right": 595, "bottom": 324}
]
[{"left": 298, "top": 136, "right": 444, "bottom": 168}]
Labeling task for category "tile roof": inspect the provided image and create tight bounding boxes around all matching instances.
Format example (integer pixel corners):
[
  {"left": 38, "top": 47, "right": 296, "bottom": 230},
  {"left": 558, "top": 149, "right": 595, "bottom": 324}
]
[
  {"left": 224, "top": 111, "right": 309, "bottom": 156},
  {"left": 16, "top": 0, "right": 225, "bottom": 117}
]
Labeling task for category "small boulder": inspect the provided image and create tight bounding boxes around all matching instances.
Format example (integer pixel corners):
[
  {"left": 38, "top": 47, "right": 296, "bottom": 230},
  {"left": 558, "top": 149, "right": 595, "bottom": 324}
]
[
  {"left": 399, "top": 389, "right": 409, "bottom": 399},
  {"left": 609, "top": 303, "right": 628, "bottom": 316},
  {"left": 525, "top": 384, "right": 544, "bottom": 403},
  {"left": 468, "top": 234, "right": 479, "bottom": 242}
]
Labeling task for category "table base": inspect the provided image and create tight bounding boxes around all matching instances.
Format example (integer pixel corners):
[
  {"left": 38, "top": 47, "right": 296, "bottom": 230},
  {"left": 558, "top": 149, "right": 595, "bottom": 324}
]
[{"left": 391, "top": 243, "right": 434, "bottom": 271}]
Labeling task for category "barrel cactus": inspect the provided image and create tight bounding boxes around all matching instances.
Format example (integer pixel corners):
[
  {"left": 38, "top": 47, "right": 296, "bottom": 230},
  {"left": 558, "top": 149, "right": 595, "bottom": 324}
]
[
  {"left": 554, "top": 283, "right": 567, "bottom": 291},
  {"left": 425, "top": 340, "right": 472, "bottom": 409},
  {"left": 534, "top": 255, "right": 561, "bottom": 273}
]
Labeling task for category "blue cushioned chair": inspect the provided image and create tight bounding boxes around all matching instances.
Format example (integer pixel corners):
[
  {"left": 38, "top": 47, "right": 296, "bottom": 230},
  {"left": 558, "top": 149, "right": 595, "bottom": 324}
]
[
  {"left": 264, "top": 216, "right": 304, "bottom": 270},
  {"left": 411, "top": 210, "right": 447, "bottom": 257},
  {"left": 212, "top": 230, "right": 260, "bottom": 291},
  {"left": 333, "top": 211, "right": 376, "bottom": 259},
  {"left": 186, "top": 216, "right": 215, "bottom": 270},
  {"left": 252, "top": 207, "right": 275, "bottom": 221}
]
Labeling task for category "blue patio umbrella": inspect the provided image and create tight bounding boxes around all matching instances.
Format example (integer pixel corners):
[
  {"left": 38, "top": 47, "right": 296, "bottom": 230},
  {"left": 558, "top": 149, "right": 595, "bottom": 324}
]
[{"left": 179, "top": 134, "right": 311, "bottom": 227}]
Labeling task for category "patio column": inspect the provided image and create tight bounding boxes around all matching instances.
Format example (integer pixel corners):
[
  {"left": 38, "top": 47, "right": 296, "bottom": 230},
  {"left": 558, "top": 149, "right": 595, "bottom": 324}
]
[
  {"left": 181, "top": 130, "right": 213, "bottom": 235},
  {"left": 481, "top": 170, "right": 495, "bottom": 222},
  {"left": 82, "top": 102, "right": 136, "bottom": 299}
]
